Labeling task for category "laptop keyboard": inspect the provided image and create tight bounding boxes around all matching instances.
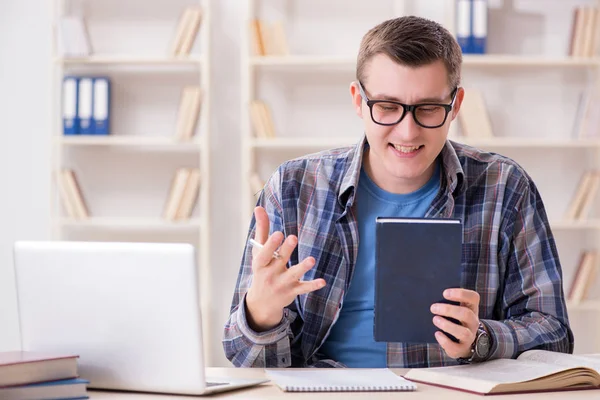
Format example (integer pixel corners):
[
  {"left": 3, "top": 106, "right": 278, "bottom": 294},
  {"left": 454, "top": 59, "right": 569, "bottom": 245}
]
[{"left": 206, "top": 381, "right": 229, "bottom": 387}]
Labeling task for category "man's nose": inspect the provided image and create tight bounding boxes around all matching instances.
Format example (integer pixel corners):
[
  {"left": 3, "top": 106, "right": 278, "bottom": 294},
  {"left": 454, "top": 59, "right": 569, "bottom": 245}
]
[{"left": 393, "top": 110, "right": 421, "bottom": 141}]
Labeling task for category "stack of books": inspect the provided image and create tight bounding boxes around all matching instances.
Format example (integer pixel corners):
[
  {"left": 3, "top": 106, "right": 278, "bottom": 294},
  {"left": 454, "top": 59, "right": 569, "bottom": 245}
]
[{"left": 0, "top": 351, "right": 88, "bottom": 400}]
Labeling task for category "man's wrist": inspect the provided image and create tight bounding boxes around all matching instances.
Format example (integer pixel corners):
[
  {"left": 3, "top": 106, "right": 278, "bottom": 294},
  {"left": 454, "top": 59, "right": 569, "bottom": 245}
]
[
  {"left": 457, "top": 322, "right": 492, "bottom": 364},
  {"left": 245, "top": 293, "right": 284, "bottom": 332}
]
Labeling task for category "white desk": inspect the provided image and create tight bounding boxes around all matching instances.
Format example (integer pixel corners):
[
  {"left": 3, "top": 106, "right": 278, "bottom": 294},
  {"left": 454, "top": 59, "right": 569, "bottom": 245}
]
[{"left": 88, "top": 367, "right": 599, "bottom": 399}]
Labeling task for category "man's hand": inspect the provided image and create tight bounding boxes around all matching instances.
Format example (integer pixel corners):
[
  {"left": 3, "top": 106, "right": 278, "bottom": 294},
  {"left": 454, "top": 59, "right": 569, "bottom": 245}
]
[
  {"left": 430, "top": 289, "right": 480, "bottom": 359},
  {"left": 245, "top": 206, "right": 326, "bottom": 332}
]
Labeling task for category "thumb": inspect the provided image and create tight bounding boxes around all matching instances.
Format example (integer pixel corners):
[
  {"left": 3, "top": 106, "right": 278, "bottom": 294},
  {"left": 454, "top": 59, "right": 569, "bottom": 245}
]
[{"left": 253, "top": 206, "right": 270, "bottom": 245}]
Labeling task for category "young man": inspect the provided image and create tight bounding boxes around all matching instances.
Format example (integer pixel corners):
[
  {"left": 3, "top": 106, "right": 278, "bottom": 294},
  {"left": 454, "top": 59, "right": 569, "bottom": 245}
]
[{"left": 223, "top": 16, "right": 573, "bottom": 368}]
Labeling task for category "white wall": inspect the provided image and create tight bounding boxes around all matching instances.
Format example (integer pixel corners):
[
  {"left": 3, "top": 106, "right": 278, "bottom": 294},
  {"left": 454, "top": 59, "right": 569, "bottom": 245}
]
[
  {"left": 0, "top": 0, "right": 245, "bottom": 367},
  {"left": 0, "top": 0, "right": 53, "bottom": 352}
]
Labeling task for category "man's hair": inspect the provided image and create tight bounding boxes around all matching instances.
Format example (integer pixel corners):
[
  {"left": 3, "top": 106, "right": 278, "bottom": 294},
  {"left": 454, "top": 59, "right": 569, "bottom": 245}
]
[{"left": 356, "top": 15, "right": 462, "bottom": 90}]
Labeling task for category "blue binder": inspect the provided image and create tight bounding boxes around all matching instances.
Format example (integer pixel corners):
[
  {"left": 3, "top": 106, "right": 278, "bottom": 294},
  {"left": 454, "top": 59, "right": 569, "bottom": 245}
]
[
  {"left": 471, "top": 0, "right": 488, "bottom": 54},
  {"left": 456, "top": 0, "right": 472, "bottom": 53},
  {"left": 92, "top": 77, "right": 111, "bottom": 135},
  {"left": 62, "top": 76, "right": 79, "bottom": 135},
  {"left": 77, "top": 77, "right": 94, "bottom": 135}
]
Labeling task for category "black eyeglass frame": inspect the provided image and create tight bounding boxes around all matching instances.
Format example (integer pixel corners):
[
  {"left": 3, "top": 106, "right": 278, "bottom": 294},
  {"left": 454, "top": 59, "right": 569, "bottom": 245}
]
[{"left": 358, "top": 81, "right": 459, "bottom": 129}]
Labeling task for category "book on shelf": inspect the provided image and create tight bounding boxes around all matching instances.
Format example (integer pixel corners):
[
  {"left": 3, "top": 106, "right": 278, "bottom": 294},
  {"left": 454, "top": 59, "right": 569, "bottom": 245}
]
[
  {"left": 62, "top": 76, "right": 112, "bottom": 136},
  {"left": 175, "top": 86, "right": 202, "bottom": 141},
  {"left": 56, "top": 16, "right": 92, "bottom": 58},
  {"left": 0, "top": 351, "right": 79, "bottom": 388},
  {"left": 564, "top": 170, "right": 600, "bottom": 220},
  {"left": 0, "top": 378, "right": 89, "bottom": 400},
  {"left": 57, "top": 169, "right": 90, "bottom": 220},
  {"left": 250, "top": 19, "right": 289, "bottom": 56},
  {"left": 249, "top": 100, "right": 276, "bottom": 139},
  {"left": 455, "top": 0, "right": 488, "bottom": 54},
  {"left": 163, "top": 167, "right": 201, "bottom": 221},
  {"left": 569, "top": 6, "right": 600, "bottom": 58},
  {"left": 568, "top": 250, "right": 599, "bottom": 305},
  {"left": 574, "top": 83, "right": 600, "bottom": 139},
  {"left": 249, "top": 172, "right": 265, "bottom": 196},
  {"left": 457, "top": 88, "right": 494, "bottom": 138},
  {"left": 403, "top": 349, "right": 600, "bottom": 395},
  {"left": 170, "top": 6, "right": 203, "bottom": 56}
]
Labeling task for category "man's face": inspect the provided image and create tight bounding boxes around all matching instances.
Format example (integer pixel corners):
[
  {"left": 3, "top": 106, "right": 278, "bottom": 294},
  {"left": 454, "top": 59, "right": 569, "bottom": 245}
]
[{"left": 351, "top": 54, "right": 463, "bottom": 194}]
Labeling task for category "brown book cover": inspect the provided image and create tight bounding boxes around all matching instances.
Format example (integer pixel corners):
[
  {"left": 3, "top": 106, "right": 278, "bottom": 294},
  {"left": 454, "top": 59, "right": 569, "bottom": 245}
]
[
  {"left": 568, "top": 251, "right": 592, "bottom": 303},
  {"left": 163, "top": 168, "right": 191, "bottom": 220},
  {"left": 181, "top": 87, "right": 202, "bottom": 140},
  {"left": 249, "top": 172, "right": 265, "bottom": 196},
  {"left": 259, "top": 102, "right": 276, "bottom": 138},
  {"left": 170, "top": 8, "right": 194, "bottom": 56},
  {"left": 62, "top": 169, "right": 89, "bottom": 219},
  {"left": 573, "top": 7, "right": 586, "bottom": 57},
  {"left": 568, "top": 8, "right": 579, "bottom": 56},
  {"left": 271, "top": 21, "right": 290, "bottom": 56},
  {"left": 251, "top": 19, "right": 266, "bottom": 56},
  {"left": 458, "top": 89, "right": 494, "bottom": 138},
  {"left": 178, "top": 7, "right": 202, "bottom": 56},
  {"left": 250, "top": 100, "right": 268, "bottom": 138},
  {"left": 174, "top": 87, "right": 194, "bottom": 139},
  {"left": 175, "top": 168, "right": 201, "bottom": 220},
  {"left": 56, "top": 171, "right": 77, "bottom": 218},
  {"left": 577, "top": 171, "right": 600, "bottom": 220},
  {"left": 0, "top": 351, "right": 79, "bottom": 388},
  {"left": 564, "top": 171, "right": 594, "bottom": 220}
]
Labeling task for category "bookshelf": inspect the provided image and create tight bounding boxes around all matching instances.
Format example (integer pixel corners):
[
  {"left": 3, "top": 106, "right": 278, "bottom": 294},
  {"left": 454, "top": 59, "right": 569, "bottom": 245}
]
[
  {"left": 241, "top": 0, "right": 600, "bottom": 353},
  {"left": 51, "top": 0, "right": 213, "bottom": 363}
]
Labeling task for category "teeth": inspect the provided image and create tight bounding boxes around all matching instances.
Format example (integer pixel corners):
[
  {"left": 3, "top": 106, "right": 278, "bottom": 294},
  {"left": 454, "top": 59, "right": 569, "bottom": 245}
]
[{"left": 393, "top": 144, "right": 421, "bottom": 153}]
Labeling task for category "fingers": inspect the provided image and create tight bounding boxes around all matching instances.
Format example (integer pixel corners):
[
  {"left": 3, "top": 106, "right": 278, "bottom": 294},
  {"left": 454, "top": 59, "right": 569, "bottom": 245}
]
[
  {"left": 443, "top": 288, "right": 480, "bottom": 313},
  {"left": 294, "top": 279, "right": 327, "bottom": 296},
  {"left": 252, "top": 231, "right": 284, "bottom": 269},
  {"left": 433, "top": 315, "right": 474, "bottom": 345},
  {"left": 434, "top": 330, "right": 470, "bottom": 359},
  {"left": 275, "top": 235, "right": 298, "bottom": 264},
  {"left": 430, "top": 302, "right": 479, "bottom": 332},
  {"left": 253, "top": 207, "right": 270, "bottom": 246},
  {"left": 285, "top": 256, "right": 316, "bottom": 282}
]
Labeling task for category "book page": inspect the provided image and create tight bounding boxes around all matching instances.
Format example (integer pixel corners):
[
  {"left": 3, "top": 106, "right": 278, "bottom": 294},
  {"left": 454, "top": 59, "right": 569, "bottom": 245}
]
[
  {"left": 404, "top": 359, "right": 572, "bottom": 394},
  {"left": 518, "top": 349, "right": 600, "bottom": 372}
]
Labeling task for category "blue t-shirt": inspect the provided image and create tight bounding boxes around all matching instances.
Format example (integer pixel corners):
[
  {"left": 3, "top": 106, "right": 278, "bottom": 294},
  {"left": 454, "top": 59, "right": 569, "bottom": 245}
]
[{"left": 321, "top": 161, "right": 441, "bottom": 367}]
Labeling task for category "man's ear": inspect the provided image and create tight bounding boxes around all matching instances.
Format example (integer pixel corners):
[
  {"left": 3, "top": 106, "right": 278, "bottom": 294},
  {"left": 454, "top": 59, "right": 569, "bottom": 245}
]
[
  {"left": 451, "top": 87, "right": 465, "bottom": 121},
  {"left": 349, "top": 81, "right": 364, "bottom": 119}
]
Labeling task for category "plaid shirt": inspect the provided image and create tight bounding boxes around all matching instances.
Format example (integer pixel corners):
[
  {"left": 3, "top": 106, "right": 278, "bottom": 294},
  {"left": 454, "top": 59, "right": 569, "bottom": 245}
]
[{"left": 223, "top": 136, "right": 574, "bottom": 368}]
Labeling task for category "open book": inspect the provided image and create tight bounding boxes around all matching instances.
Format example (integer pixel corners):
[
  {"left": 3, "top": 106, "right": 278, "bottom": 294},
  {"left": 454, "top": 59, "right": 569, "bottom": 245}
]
[{"left": 404, "top": 350, "right": 600, "bottom": 395}]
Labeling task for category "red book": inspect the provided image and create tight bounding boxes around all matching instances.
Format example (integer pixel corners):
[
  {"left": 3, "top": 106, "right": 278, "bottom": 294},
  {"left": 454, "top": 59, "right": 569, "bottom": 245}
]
[{"left": 0, "top": 351, "right": 79, "bottom": 388}]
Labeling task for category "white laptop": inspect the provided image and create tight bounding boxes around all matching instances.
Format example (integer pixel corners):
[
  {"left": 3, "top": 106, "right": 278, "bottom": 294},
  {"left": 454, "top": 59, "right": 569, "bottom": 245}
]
[{"left": 13, "top": 240, "right": 268, "bottom": 395}]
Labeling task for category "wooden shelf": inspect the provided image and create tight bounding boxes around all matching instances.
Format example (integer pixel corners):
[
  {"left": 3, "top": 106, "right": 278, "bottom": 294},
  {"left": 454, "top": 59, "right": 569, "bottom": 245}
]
[
  {"left": 251, "top": 137, "right": 359, "bottom": 149},
  {"left": 250, "top": 55, "right": 600, "bottom": 69},
  {"left": 567, "top": 301, "right": 600, "bottom": 311},
  {"left": 462, "top": 55, "right": 600, "bottom": 67},
  {"left": 551, "top": 220, "right": 600, "bottom": 230},
  {"left": 456, "top": 137, "right": 600, "bottom": 149},
  {"left": 59, "top": 217, "right": 201, "bottom": 232},
  {"left": 58, "top": 136, "right": 200, "bottom": 151},
  {"left": 57, "top": 55, "right": 203, "bottom": 66},
  {"left": 251, "top": 137, "right": 600, "bottom": 150}
]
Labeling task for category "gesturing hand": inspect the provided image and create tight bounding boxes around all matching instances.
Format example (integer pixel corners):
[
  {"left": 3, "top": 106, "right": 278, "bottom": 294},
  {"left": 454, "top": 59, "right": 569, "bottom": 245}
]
[
  {"left": 245, "top": 206, "right": 326, "bottom": 332},
  {"left": 430, "top": 289, "right": 481, "bottom": 359}
]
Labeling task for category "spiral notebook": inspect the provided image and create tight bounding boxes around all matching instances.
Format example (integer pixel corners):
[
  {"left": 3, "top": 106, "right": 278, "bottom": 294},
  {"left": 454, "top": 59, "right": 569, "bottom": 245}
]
[{"left": 265, "top": 368, "right": 417, "bottom": 392}]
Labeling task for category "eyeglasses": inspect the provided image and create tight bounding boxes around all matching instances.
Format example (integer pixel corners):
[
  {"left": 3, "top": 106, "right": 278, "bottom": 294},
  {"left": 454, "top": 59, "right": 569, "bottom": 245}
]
[{"left": 358, "top": 81, "right": 458, "bottom": 129}]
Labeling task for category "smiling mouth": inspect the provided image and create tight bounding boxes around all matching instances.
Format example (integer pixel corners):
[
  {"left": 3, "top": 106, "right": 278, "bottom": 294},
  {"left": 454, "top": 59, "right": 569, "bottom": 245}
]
[{"left": 391, "top": 144, "right": 423, "bottom": 153}]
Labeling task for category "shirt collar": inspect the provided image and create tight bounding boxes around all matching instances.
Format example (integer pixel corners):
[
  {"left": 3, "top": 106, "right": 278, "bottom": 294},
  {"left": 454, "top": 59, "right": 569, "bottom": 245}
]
[{"left": 338, "top": 136, "right": 466, "bottom": 208}]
